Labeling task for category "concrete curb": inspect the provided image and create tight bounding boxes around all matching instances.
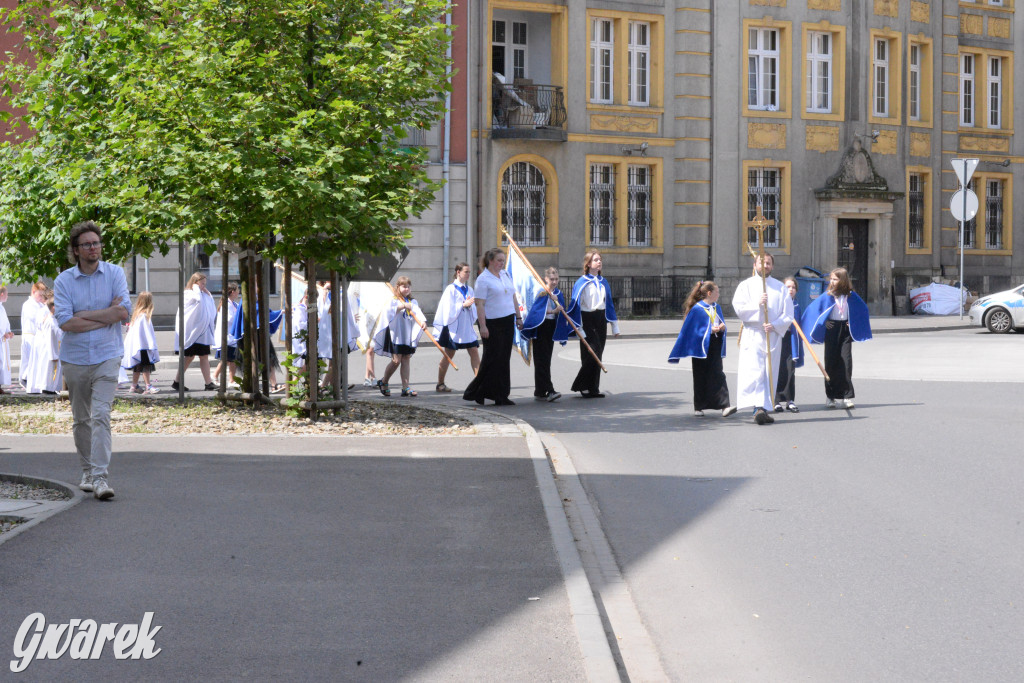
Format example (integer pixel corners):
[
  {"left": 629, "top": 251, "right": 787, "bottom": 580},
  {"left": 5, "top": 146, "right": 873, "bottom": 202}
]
[{"left": 0, "top": 473, "right": 86, "bottom": 549}]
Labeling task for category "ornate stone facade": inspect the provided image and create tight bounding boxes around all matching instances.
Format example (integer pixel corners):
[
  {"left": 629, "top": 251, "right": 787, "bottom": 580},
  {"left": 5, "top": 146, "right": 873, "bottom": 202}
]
[
  {"left": 806, "top": 125, "right": 840, "bottom": 153},
  {"left": 808, "top": 0, "right": 840, "bottom": 10},
  {"left": 748, "top": 123, "right": 787, "bottom": 150},
  {"left": 910, "top": 132, "right": 930, "bottom": 158},
  {"left": 910, "top": 1, "right": 929, "bottom": 23},
  {"left": 590, "top": 115, "right": 658, "bottom": 134},
  {"left": 874, "top": 0, "right": 898, "bottom": 18}
]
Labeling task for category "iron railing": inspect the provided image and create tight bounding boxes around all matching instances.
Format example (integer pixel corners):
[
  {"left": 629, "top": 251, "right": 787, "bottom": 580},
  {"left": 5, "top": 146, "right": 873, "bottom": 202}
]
[{"left": 492, "top": 82, "right": 567, "bottom": 138}]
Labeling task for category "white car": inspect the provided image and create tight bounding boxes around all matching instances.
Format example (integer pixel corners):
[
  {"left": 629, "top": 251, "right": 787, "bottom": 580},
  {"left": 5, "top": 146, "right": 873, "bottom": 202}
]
[{"left": 968, "top": 284, "right": 1024, "bottom": 333}]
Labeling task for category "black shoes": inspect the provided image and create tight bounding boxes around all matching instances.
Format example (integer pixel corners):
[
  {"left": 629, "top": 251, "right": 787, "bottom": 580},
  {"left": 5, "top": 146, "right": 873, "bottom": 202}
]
[
  {"left": 171, "top": 381, "right": 190, "bottom": 392},
  {"left": 754, "top": 408, "right": 775, "bottom": 425}
]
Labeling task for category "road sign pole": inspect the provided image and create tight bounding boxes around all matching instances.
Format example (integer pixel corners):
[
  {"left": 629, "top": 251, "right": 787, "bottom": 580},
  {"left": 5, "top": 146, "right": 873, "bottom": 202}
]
[{"left": 960, "top": 188, "right": 966, "bottom": 319}]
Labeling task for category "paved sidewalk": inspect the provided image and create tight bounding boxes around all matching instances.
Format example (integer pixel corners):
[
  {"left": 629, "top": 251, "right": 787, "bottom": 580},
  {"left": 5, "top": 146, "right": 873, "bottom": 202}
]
[{"left": 0, "top": 426, "right": 595, "bottom": 680}]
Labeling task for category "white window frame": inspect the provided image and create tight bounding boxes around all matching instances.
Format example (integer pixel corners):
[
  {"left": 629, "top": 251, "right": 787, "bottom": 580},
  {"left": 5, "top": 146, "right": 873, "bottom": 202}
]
[
  {"left": 987, "top": 56, "right": 1001, "bottom": 129},
  {"left": 627, "top": 21, "right": 651, "bottom": 106},
  {"left": 873, "top": 38, "right": 889, "bottom": 118},
  {"left": 748, "top": 28, "right": 779, "bottom": 111},
  {"left": 806, "top": 31, "right": 832, "bottom": 113},
  {"left": 961, "top": 54, "right": 975, "bottom": 127},
  {"left": 909, "top": 44, "right": 921, "bottom": 121},
  {"left": 591, "top": 19, "right": 614, "bottom": 104},
  {"left": 511, "top": 21, "right": 527, "bottom": 81}
]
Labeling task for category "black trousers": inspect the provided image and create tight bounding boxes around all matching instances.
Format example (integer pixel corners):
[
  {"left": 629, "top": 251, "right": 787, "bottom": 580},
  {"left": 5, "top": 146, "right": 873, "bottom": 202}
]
[
  {"left": 775, "top": 330, "right": 796, "bottom": 404},
  {"left": 692, "top": 332, "right": 730, "bottom": 410},
  {"left": 823, "top": 319, "right": 854, "bottom": 399},
  {"left": 463, "top": 314, "right": 514, "bottom": 402},
  {"left": 532, "top": 317, "right": 557, "bottom": 396},
  {"left": 571, "top": 310, "right": 606, "bottom": 394}
]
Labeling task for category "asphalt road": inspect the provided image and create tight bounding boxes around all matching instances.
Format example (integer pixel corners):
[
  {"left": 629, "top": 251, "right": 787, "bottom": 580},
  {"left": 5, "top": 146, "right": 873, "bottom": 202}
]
[{"left": 510, "top": 326, "right": 1024, "bottom": 681}]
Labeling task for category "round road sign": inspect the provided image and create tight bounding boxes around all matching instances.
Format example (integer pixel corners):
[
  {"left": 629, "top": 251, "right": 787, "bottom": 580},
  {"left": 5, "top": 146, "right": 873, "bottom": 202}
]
[{"left": 950, "top": 189, "right": 979, "bottom": 222}]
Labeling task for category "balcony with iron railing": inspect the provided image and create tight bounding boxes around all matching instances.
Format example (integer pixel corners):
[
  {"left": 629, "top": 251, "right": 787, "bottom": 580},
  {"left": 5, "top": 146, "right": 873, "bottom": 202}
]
[{"left": 491, "top": 78, "right": 567, "bottom": 141}]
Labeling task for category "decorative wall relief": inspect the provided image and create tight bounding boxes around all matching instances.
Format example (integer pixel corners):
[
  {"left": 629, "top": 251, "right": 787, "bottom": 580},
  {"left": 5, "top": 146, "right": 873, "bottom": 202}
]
[
  {"left": 808, "top": 0, "right": 840, "bottom": 10},
  {"left": 874, "top": 0, "right": 898, "bottom": 18},
  {"left": 873, "top": 130, "right": 898, "bottom": 155},
  {"left": 988, "top": 17, "right": 1011, "bottom": 39},
  {"left": 751, "top": 0, "right": 786, "bottom": 6},
  {"left": 748, "top": 123, "right": 787, "bottom": 150},
  {"left": 960, "top": 14, "right": 983, "bottom": 35},
  {"left": 910, "top": 1, "right": 929, "bottom": 23},
  {"left": 910, "top": 132, "right": 930, "bottom": 158},
  {"left": 806, "top": 125, "right": 840, "bottom": 153},
  {"left": 961, "top": 135, "right": 1010, "bottom": 153},
  {"left": 590, "top": 115, "right": 659, "bottom": 134}
]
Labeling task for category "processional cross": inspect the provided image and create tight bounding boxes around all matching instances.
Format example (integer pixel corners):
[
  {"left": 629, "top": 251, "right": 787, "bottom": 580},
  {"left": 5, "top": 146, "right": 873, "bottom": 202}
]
[{"left": 746, "top": 205, "right": 776, "bottom": 396}]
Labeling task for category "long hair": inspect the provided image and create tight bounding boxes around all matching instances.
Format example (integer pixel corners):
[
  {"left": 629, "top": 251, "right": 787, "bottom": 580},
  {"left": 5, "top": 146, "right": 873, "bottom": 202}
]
[
  {"left": 583, "top": 251, "right": 602, "bottom": 276},
  {"left": 829, "top": 268, "right": 852, "bottom": 296},
  {"left": 783, "top": 276, "right": 798, "bottom": 294},
  {"left": 683, "top": 281, "right": 717, "bottom": 319},
  {"left": 453, "top": 262, "right": 469, "bottom": 278},
  {"left": 131, "top": 291, "right": 155, "bottom": 323},
  {"left": 186, "top": 272, "right": 206, "bottom": 289},
  {"left": 216, "top": 282, "right": 239, "bottom": 312}
]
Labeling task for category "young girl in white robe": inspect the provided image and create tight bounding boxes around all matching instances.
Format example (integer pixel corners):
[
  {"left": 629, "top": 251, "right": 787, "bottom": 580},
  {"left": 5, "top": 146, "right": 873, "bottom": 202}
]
[
  {"left": 373, "top": 276, "right": 427, "bottom": 397},
  {"left": 315, "top": 282, "right": 359, "bottom": 390},
  {"left": 122, "top": 292, "right": 160, "bottom": 394},
  {"left": 0, "top": 286, "right": 14, "bottom": 392},
  {"left": 432, "top": 262, "right": 480, "bottom": 393},
  {"left": 25, "top": 294, "right": 62, "bottom": 395}
]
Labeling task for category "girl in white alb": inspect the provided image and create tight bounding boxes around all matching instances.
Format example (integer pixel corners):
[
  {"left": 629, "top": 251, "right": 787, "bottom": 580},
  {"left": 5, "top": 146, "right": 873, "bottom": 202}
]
[
  {"left": 432, "top": 262, "right": 480, "bottom": 393},
  {"left": 122, "top": 292, "right": 161, "bottom": 394},
  {"left": 373, "top": 276, "right": 427, "bottom": 397}
]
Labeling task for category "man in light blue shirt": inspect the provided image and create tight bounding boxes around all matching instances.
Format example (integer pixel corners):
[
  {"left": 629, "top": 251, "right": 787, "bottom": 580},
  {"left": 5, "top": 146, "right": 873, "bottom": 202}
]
[{"left": 54, "top": 221, "right": 131, "bottom": 500}]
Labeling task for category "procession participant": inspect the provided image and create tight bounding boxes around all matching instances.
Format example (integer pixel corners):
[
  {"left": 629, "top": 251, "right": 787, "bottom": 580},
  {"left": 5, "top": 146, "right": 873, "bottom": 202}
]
[
  {"left": 0, "top": 285, "right": 13, "bottom": 392},
  {"left": 774, "top": 277, "right": 804, "bottom": 412},
  {"left": 25, "top": 292, "right": 63, "bottom": 395},
  {"left": 173, "top": 272, "right": 217, "bottom": 392},
  {"left": 668, "top": 280, "right": 738, "bottom": 418},
  {"left": 567, "top": 251, "right": 619, "bottom": 398},
  {"left": 19, "top": 281, "right": 47, "bottom": 387},
  {"left": 288, "top": 288, "right": 309, "bottom": 369},
  {"left": 54, "top": 220, "right": 131, "bottom": 500},
  {"left": 731, "top": 253, "right": 794, "bottom": 425},
  {"left": 373, "top": 275, "right": 427, "bottom": 397},
  {"left": 462, "top": 248, "right": 522, "bottom": 406},
  {"left": 229, "top": 283, "right": 286, "bottom": 392},
  {"left": 122, "top": 291, "right": 160, "bottom": 394},
  {"left": 801, "top": 267, "right": 872, "bottom": 409},
  {"left": 315, "top": 280, "right": 359, "bottom": 392},
  {"left": 521, "top": 266, "right": 570, "bottom": 402},
  {"left": 212, "top": 282, "right": 240, "bottom": 385},
  {"left": 432, "top": 262, "right": 480, "bottom": 393}
]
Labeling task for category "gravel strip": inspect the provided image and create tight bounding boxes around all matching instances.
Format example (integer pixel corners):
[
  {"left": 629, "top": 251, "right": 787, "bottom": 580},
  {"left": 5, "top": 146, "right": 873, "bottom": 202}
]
[
  {"left": 0, "top": 396, "right": 475, "bottom": 436},
  {"left": 0, "top": 480, "right": 72, "bottom": 502}
]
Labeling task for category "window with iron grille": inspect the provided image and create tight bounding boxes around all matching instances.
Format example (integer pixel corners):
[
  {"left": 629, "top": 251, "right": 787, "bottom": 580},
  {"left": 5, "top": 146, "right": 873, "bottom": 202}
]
[
  {"left": 589, "top": 164, "right": 615, "bottom": 246},
  {"left": 985, "top": 179, "right": 1003, "bottom": 248},
  {"left": 627, "top": 165, "right": 652, "bottom": 247},
  {"left": 908, "top": 173, "right": 924, "bottom": 249},
  {"left": 501, "top": 162, "right": 547, "bottom": 247},
  {"left": 747, "top": 168, "right": 781, "bottom": 247},
  {"left": 963, "top": 179, "right": 978, "bottom": 249}
]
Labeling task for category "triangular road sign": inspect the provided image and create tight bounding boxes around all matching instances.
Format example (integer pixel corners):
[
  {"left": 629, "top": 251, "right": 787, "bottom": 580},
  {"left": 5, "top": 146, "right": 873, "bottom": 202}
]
[{"left": 951, "top": 158, "right": 980, "bottom": 187}]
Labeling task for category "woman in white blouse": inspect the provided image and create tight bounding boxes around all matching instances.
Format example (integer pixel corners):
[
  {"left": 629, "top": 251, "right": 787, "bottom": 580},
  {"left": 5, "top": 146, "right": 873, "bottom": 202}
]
[
  {"left": 567, "top": 251, "right": 620, "bottom": 398},
  {"left": 462, "top": 248, "right": 522, "bottom": 406}
]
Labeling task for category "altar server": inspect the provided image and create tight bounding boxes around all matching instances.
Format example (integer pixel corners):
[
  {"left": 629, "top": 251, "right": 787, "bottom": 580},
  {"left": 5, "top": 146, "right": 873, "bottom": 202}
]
[
  {"left": 567, "top": 251, "right": 619, "bottom": 398},
  {"left": 19, "top": 282, "right": 47, "bottom": 387},
  {"left": 0, "top": 286, "right": 14, "bottom": 391},
  {"left": 521, "top": 266, "right": 570, "bottom": 402},
  {"left": 374, "top": 276, "right": 427, "bottom": 397},
  {"left": 800, "top": 267, "right": 872, "bottom": 409},
  {"left": 122, "top": 292, "right": 160, "bottom": 394},
  {"left": 432, "top": 262, "right": 480, "bottom": 393},
  {"left": 25, "top": 293, "right": 63, "bottom": 394},
  {"left": 669, "top": 281, "right": 737, "bottom": 417}
]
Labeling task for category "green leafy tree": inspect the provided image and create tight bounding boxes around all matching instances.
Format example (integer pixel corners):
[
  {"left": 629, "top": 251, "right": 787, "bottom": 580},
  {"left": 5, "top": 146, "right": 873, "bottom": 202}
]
[{"left": 0, "top": 0, "right": 451, "bottom": 282}]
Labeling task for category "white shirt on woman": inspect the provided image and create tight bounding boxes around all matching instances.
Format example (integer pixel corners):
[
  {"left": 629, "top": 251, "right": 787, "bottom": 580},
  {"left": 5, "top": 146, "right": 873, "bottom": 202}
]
[{"left": 474, "top": 269, "right": 516, "bottom": 319}]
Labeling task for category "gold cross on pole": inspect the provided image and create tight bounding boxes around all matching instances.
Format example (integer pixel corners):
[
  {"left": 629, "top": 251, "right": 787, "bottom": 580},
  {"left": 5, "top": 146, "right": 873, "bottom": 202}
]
[{"left": 747, "top": 205, "right": 775, "bottom": 249}]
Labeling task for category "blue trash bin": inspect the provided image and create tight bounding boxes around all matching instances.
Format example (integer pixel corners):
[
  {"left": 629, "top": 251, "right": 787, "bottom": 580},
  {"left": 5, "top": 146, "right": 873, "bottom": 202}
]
[{"left": 792, "top": 267, "right": 827, "bottom": 313}]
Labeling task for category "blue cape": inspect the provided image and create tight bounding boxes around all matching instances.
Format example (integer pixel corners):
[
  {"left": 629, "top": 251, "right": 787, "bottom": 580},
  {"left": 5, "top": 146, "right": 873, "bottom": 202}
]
[
  {"left": 800, "top": 292, "right": 872, "bottom": 343},
  {"left": 566, "top": 275, "right": 618, "bottom": 335},
  {"left": 229, "top": 302, "right": 284, "bottom": 341},
  {"left": 521, "top": 287, "right": 571, "bottom": 344},
  {"left": 789, "top": 302, "right": 804, "bottom": 367},
  {"left": 668, "top": 301, "right": 726, "bottom": 362}
]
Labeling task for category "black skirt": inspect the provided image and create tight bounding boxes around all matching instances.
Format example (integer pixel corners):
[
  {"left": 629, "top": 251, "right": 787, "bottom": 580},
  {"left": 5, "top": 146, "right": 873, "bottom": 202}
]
[
  {"left": 571, "top": 310, "right": 606, "bottom": 394},
  {"left": 691, "top": 332, "right": 730, "bottom": 411},
  {"left": 775, "top": 330, "right": 796, "bottom": 404},
  {"left": 130, "top": 349, "right": 156, "bottom": 374},
  {"left": 438, "top": 326, "right": 479, "bottom": 350},
  {"left": 381, "top": 328, "right": 416, "bottom": 357},
  {"left": 463, "top": 314, "right": 514, "bottom": 402},
  {"left": 183, "top": 342, "right": 211, "bottom": 358},
  {"left": 824, "top": 319, "right": 854, "bottom": 399}
]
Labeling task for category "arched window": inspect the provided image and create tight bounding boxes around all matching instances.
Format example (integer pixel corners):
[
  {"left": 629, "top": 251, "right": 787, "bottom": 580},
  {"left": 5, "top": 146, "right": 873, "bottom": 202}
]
[{"left": 501, "top": 161, "right": 547, "bottom": 246}]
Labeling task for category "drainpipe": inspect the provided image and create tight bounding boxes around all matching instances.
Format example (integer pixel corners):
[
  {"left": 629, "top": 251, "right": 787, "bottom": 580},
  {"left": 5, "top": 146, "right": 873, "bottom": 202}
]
[
  {"left": 465, "top": 0, "right": 474, "bottom": 268},
  {"left": 442, "top": 7, "right": 452, "bottom": 290},
  {"left": 475, "top": 0, "right": 485, "bottom": 262}
]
